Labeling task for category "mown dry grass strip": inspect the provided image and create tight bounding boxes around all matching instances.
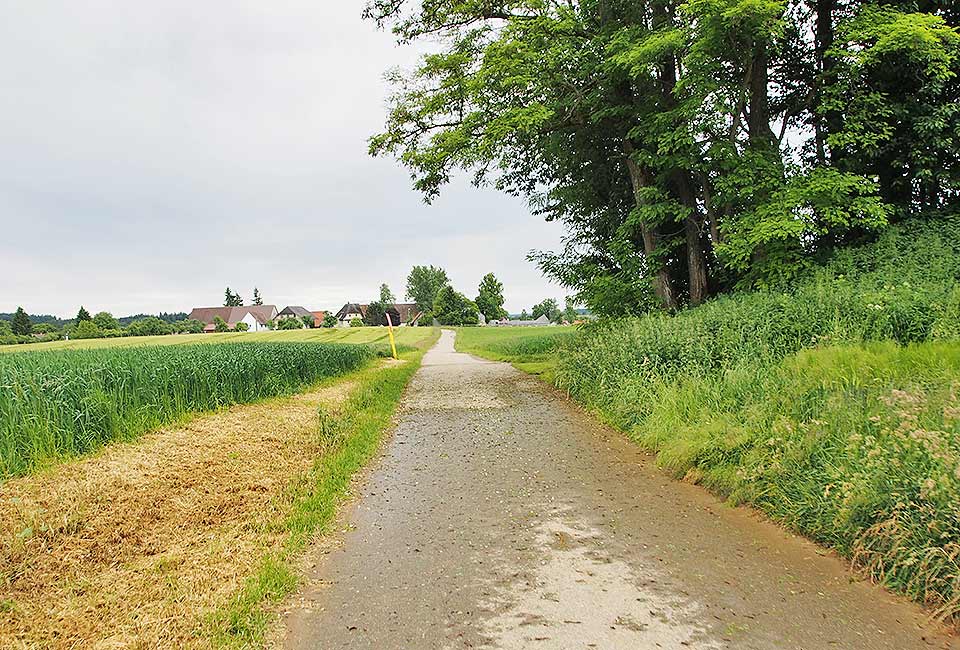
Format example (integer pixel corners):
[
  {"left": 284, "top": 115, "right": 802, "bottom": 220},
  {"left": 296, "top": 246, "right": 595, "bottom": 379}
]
[
  {"left": 0, "top": 331, "right": 436, "bottom": 649},
  {"left": 203, "top": 350, "right": 431, "bottom": 648}
]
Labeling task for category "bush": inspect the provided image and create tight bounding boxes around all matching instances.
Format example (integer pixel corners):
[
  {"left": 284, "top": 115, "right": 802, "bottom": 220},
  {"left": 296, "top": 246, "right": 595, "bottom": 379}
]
[
  {"left": 322, "top": 313, "right": 338, "bottom": 328},
  {"left": 72, "top": 320, "right": 103, "bottom": 340},
  {"left": 349, "top": 318, "right": 364, "bottom": 328},
  {"left": 127, "top": 317, "right": 173, "bottom": 337},
  {"left": 234, "top": 322, "right": 250, "bottom": 332},
  {"left": 278, "top": 318, "right": 302, "bottom": 330},
  {"left": 213, "top": 316, "right": 230, "bottom": 333},
  {"left": 932, "top": 286, "right": 960, "bottom": 340},
  {"left": 174, "top": 319, "right": 205, "bottom": 334},
  {"left": 31, "top": 323, "right": 57, "bottom": 335}
]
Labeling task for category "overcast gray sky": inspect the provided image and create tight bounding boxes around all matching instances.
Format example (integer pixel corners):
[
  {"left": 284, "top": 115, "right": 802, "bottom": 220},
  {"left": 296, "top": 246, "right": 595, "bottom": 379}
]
[{"left": 0, "top": 1, "right": 565, "bottom": 317}]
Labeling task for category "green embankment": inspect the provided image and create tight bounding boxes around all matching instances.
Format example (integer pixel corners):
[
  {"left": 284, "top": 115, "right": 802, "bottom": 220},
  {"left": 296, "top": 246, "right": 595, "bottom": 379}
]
[
  {"left": 0, "top": 342, "right": 373, "bottom": 479},
  {"left": 206, "top": 329, "right": 440, "bottom": 647},
  {"left": 460, "top": 218, "right": 960, "bottom": 622},
  {"left": 454, "top": 326, "right": 577, "bottom": 381}
]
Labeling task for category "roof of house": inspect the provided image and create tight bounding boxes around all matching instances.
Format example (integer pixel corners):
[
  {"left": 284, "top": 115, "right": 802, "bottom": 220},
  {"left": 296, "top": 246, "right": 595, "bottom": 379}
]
[
  {"left": 188, "top": 305, "right": 277, "bottom": 327},
  {"left": 393, "top": 303, "right": 422, "bottom": 324},
  {"left": 279, "top": 305, "right": 312, "bottom": 318},
  {"left": 335, "top": 303, "right": 365, "bottom": 320}
]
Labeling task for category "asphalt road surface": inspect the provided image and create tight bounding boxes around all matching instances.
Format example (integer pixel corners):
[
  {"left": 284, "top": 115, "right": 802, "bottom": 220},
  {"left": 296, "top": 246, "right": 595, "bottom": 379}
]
[{"left": 281, "top": 330, "right": 957, "bottom": 649}]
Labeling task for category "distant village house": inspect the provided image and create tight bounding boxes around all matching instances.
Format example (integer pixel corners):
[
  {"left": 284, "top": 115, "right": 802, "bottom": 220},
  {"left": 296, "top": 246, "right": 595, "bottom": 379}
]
[
  {"left": 188, "top": 305, "right": 278, "bottom": 333},
  {"left": 276, "top": 306, "right": 313, "bottom": 327},
  {"left": 333, "top": 303, "right": 422, "bottom": 327}
]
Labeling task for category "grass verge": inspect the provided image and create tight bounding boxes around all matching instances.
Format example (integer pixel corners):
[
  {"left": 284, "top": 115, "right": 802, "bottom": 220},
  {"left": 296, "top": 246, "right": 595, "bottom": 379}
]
[
  {"left": 453, "top": 326, "right": 576, "bottom": 383},
  {"left": 204, "top": 329, "right": 439, "bottom": 647}
]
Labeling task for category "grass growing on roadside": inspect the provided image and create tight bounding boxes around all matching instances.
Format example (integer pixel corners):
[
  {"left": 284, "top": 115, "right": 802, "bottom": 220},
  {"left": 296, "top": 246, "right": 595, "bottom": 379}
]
[
  {"left": 454, "top": 326, "right": 577, "bottom": 381},
  {"left": 205, "top": 330, "right": 439, "bottom": 647},
  {"left": 0, "top": 342, "right": 372, "bottom": 478},
  {"left": 591, "top": 342, "right": 960, "bottom": 621}
]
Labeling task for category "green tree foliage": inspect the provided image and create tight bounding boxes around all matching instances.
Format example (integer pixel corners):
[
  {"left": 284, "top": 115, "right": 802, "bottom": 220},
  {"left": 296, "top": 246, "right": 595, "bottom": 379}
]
[
  {"left": 93, "top": 311, "right": 119, "bottom": 331},
  {"left": 252, "top": 287, "right": 263, "bottom": 305},
  {"left": 380, "top": 283, "right": 396, "bottom": 304},
  {"left": 224, "top": 288, "right": 243, "bottom": 307},
  {"left": 213, "top": 316, "right": 230, "bottom": 333},
  {"left": 519, "top": 309, "right": 530, "bottom": 321},
  {"left": 406, "top": 265, "right": 450, "bottom": 312},
  {"left": 531, "top": 299, "right": 561, "bottom": 323},
  {"left": 349, "top": 317, "right": 364, "bottom": 327},
  {"left": 301, "top": 314, "right": 315, "bottom": 329},
  {"left": 366, "top": 0, "right": 958, "bottom": 314},
  {"left": 322, "top": 313, "right": 338, "bottom": 328},
  {"left": 11, "top": 307, "right": 31, "bottom": 336},
  {"left": 75, "top": 306, "right": 92, "bottom": 323},
  {"left": 31, "top": 322, "right": 57, "bottom": 335},
  {"left": 475, "top": 273, "right": 508, "bottom": 321},
  {"left": 562, "top": 298, "right": 579, "bottom": 324},
  {"left": 127, "top": 317, "right": 172, "bottom": 337},
  {"left": 73, "top": 320, "right": 103, "bottom": 340},
  {"left": 278, "top": 318, "right": 302, "bottom": 330},
  {"left": 433, "top": 286, "right": 480, "bottom": 325},
  {"left": 364, "top": 301, "right": 392, "bottom": 326},
  {"left": 174, "top": 319, "right": 205, "bottom": 334},
  {"left": 235, "top": 321, "right": 250, "bottom": 332}
]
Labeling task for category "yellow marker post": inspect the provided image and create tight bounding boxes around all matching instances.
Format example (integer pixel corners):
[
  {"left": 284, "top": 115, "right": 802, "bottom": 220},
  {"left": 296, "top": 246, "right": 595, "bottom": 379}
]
[{"left": 385, "top": 312, "right": 399, "bottom": 360}]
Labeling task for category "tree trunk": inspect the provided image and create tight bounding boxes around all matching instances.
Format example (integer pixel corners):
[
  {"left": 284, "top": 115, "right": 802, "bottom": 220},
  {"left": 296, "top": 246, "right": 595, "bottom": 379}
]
[
  {"left": 624, "top": 149, "right": 678, "bottom": 310},
  {"left": 748, "top": 45, "right": 777, "bottom": 145},
  {"left": 672, "top": 171, "right": 709, "bottom": 305},
  {"left": 685, "top": 217, "right": 708, "bottom": 305}
]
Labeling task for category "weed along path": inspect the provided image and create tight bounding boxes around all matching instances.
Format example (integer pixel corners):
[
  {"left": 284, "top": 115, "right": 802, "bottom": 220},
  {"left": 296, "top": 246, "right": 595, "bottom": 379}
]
[{"left": 281, "top": 330, "right": 958, "bottom": 650}]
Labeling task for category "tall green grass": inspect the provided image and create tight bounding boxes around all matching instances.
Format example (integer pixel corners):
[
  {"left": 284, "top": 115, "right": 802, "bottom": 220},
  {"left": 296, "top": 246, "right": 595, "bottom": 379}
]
[{"left": 0, "top": 342, "right": 373, "bottom": 478}]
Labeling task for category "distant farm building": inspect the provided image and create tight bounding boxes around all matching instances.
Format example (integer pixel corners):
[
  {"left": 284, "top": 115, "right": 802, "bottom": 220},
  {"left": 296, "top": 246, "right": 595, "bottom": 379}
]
[
  {"left": 311, "top": 311, "right": 327, "bottom": 327},
  {"left": 277, "top": 306, "right": 313, "bottom": 327},
  {"left": 333, "top": 303, "right": 422, "bottom": 327},
  {"left": 187, "top": 305, "right": 277, "bottom": 333},
  {"left": 490, "top": 314, "right": 552, "bottom": 327}
]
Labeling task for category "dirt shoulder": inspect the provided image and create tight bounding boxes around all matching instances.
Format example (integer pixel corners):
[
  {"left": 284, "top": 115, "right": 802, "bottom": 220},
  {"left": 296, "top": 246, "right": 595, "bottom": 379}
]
[
  {"left": 0, "top": 378, "right": 356, "bottom": 648},
  {"left": 280, "top": 329, "right": 958, "bottom": 649}
]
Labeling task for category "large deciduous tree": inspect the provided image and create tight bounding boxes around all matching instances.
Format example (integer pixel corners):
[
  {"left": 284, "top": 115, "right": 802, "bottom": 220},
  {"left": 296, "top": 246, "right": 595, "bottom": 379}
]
[
  {"left": 475, "top": 273, "right": 508, "bottom": 321},
  {"left": 406, "top": 265, "right": 450, "bottom": 313},
  {"left": 93, "top": 311, "right": 119, "bottom": 331},
  {"left": 366, "top": 0, "right": 957, "bottom": 314},
  {"left": 433, "top": 286, "right": 480, "bottom": 325}
]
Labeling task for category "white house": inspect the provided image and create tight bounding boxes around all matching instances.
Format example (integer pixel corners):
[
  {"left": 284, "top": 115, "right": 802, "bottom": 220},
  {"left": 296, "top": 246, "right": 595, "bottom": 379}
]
[{"left": 334, "top": 303, "right": 365, "bottom": 327}]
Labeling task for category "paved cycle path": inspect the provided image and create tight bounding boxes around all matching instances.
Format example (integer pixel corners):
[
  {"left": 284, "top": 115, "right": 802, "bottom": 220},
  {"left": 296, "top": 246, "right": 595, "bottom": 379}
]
[{"left": 281, "top": 330, "right": 956, "bottom": 649}]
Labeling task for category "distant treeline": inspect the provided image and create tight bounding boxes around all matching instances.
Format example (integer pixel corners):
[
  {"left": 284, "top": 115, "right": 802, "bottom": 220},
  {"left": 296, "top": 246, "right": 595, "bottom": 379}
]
[{"left": 0, "top": 312, "right": 187, "bottom": 328}]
